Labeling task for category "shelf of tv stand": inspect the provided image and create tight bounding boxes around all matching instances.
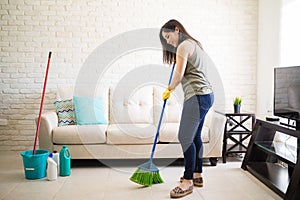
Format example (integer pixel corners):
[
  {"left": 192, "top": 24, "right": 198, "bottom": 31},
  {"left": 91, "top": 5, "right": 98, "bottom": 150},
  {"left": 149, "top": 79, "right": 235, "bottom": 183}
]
[
  {"left": 246, "top": 162, "right": 290, "bottom": 197},
  {"left": 254, "top": 141, "right": 297, "bottom": 166},
  {"left": 242, "top": 119, "right": 300, "bottom": 200}
]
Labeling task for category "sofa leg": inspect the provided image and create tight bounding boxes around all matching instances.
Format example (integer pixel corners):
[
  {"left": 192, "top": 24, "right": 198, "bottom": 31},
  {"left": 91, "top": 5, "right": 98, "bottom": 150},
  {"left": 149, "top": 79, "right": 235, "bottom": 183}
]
[{"left": 209, "top": 157, "right": 218, "bottom": 166}]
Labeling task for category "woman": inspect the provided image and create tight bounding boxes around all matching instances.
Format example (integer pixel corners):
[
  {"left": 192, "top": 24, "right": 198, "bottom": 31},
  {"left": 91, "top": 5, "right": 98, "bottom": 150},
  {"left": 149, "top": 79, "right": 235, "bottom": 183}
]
[{"left": 159, "top": 19, "right": 214, "bottom": 198}]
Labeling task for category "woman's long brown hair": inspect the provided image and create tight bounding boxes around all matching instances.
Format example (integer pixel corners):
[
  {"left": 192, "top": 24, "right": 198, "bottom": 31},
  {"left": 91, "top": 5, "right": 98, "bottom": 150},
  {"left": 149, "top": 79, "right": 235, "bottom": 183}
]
[{"left": 159, "top": 19, "right": 203, "bottom": 64}]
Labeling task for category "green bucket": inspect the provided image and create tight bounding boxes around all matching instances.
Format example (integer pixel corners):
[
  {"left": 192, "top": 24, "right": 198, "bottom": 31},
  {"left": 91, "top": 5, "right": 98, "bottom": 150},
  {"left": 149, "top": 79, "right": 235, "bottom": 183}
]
[{"left": 21, "top": 149, "right": 49, "bottom": 180}]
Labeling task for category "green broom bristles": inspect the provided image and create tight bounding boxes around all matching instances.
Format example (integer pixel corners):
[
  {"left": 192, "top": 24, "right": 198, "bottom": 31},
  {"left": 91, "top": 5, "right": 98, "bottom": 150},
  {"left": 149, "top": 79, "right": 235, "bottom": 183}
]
[{"left": 130, "top": 161, "right": 164, "bottom": 186}]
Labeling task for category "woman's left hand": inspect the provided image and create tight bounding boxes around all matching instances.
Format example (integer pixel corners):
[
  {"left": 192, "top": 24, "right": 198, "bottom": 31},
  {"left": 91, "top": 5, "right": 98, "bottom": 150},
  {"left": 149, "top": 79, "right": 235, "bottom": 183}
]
[{"left": 162, "top": 87, "right": 173, "bottom": 100}]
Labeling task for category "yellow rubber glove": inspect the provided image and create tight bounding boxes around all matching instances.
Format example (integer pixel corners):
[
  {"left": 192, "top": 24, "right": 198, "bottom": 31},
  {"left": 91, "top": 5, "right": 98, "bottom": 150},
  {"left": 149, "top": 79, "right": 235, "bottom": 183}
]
[{"left": 162, "top": 87, "right": 173, "bottom": 100}]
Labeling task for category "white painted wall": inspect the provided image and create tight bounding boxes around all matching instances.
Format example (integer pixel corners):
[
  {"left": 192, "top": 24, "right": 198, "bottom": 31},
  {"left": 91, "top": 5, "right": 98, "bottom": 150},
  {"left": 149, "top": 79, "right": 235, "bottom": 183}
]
[
  {"left": 280, "top": 0, "right": 300, "bottom": 66},
  {"left": 256, "top": 0, "right": 281, "bottom": 118},
  {"left": 256, "top": 0, "right": 300, "bottom": 119}
]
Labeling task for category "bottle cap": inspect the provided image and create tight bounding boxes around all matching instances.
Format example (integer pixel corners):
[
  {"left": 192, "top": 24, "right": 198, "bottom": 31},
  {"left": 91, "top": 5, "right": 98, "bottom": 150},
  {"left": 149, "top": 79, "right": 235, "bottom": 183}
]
[{"left": 49, "top": 153, "right": 53, "bottom": 158}]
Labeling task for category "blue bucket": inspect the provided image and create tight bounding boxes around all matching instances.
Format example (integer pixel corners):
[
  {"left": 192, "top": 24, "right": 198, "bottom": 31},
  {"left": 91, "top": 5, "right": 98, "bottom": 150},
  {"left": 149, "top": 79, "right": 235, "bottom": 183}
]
[{"left": 21, "top": 149, "right": 49, "bottom": 180}]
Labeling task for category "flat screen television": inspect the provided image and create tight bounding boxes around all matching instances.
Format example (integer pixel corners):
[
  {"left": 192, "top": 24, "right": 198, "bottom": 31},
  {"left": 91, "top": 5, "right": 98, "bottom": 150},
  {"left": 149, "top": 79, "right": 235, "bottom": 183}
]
[{"left": 274, "top": 66, "right": 300, "bottom": 129}]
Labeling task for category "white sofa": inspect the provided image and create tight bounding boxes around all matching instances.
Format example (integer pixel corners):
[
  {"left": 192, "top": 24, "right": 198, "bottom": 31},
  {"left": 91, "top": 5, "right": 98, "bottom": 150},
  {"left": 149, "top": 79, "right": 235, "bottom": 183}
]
[{"left": 38, "top": 85, "right": 226, "bottom": 165}]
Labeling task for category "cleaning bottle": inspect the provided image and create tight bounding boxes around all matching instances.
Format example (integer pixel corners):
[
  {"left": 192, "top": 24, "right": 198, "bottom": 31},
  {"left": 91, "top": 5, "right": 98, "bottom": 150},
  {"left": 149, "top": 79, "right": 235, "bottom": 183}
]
[
  {"left": 59, "top": 145, "right": 71, "bottom": 176},
  {"left": 52, "top": 150, "right": 60, "bottom": 174},
  {"left": 47, "top": 153, "right": 57, "bottom": 181}
]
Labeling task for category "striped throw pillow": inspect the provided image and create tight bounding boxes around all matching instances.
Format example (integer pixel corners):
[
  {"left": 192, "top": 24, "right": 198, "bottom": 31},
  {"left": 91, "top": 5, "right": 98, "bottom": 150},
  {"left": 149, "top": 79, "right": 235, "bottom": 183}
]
[{"left": 54, "top": 99, "right": 76, "bottom": 126}]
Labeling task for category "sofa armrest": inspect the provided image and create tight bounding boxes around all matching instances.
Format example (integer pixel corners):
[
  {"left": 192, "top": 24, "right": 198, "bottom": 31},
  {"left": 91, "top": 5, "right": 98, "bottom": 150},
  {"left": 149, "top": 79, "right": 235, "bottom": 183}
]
[
  {"left": 37, "top": 111, "right": 58, "bottom": 152},
  {"left": 206, "top": 111, "right": 226, "bottom": 157}
]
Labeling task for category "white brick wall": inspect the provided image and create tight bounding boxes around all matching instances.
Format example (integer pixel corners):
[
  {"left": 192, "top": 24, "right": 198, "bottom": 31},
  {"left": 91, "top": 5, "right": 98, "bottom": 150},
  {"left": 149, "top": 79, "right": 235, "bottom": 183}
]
[{"left": 0, "top": 0, "right": 258, "bottom": 150}]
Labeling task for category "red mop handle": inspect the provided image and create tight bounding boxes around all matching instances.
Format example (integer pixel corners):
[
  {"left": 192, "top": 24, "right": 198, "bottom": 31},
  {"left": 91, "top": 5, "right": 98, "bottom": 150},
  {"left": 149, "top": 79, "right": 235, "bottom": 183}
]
[{"left": 33, "top": 52, "right": 52, "bottom": 155}]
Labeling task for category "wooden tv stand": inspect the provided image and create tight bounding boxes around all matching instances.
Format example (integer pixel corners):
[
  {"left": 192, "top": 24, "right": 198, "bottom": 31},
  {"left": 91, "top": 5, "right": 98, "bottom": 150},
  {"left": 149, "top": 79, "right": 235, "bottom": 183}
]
[{"left": 242, "top": 119, "right": 300, "bottom": 200}]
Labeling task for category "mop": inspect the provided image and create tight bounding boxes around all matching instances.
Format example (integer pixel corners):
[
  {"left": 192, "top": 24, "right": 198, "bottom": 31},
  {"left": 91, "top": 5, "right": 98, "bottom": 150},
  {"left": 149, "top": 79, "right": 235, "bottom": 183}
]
[
  {"left": 33, "top": 51, "right": 52, "bottom": 155},
  {"left": 130, "top": 60, "right": 176, "bottom": 186}
]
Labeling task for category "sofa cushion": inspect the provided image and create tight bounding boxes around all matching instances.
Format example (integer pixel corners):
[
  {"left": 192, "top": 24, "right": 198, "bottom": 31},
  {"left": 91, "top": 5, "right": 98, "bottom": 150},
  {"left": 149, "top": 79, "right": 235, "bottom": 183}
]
[
  {"left": 106, "top": 124, "right": 156, "bottom": 145},
  {"left": 110, "top": 86, "right": 153, "bottom": 124},
  {"left": 158, "top": 123, "right": 210, "bottom": 143},
  {"left": 53, "top": 124, "right": 107, "bottom": 144},
  {"left": 157, "top": 123, "right": 179, "bottom": 143},
  {"left": 54, "top": 99, "right": 76, "bottom": 126}
]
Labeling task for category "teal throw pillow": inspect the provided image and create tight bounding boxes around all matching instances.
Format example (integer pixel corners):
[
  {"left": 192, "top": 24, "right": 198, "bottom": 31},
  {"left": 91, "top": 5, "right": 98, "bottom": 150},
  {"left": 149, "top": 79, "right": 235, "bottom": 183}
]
[{"left": 73, "top": 96, "right": 107, "bottom": 125}]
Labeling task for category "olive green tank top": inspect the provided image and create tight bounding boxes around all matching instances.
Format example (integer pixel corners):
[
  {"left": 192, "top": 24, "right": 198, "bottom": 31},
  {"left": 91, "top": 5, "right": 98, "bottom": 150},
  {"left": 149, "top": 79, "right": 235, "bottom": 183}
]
[{"left": 181, "top": 40, "right": 213, "bottom": 101}]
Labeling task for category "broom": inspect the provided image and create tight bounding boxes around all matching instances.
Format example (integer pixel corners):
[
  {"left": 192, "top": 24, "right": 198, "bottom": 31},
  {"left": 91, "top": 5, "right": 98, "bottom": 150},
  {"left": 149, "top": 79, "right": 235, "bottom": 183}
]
[{"left": 130, "top": 60, "right": 176, "bottom": 186}]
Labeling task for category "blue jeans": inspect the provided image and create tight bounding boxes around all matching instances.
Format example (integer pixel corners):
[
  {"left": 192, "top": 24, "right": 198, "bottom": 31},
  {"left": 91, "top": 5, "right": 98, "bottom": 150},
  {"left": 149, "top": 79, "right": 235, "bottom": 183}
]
[{"left": 178, "top": 93, "right": 214, "bottom": 180}]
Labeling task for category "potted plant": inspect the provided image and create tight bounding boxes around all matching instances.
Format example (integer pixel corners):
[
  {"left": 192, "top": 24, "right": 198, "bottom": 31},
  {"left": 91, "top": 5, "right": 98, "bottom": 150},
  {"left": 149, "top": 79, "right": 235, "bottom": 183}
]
[{"left": 233, "top": 96, "right": 242, "bottom": 113}]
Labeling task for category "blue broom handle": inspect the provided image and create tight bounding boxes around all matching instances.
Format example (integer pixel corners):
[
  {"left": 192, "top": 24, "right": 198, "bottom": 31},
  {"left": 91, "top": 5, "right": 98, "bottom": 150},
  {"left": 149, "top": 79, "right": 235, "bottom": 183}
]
[{"left": 150, "top": 62, "right": 176, "bottom": 160}]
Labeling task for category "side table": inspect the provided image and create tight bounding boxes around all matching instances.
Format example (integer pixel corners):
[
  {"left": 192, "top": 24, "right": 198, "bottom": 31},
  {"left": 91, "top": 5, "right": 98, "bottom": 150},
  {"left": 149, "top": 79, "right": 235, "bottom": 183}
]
[{"left": 222, "top": 113, "right": 256, "bottom": 163}]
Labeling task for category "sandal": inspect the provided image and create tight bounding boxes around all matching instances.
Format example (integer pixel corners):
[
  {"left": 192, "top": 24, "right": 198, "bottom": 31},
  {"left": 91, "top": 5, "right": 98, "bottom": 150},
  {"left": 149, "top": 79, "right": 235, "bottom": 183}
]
[
  {"left": 170, "top": 186, "right": 193, "bottom": 198},
  {"left": 180, "top": 176, "right": 203, "bottom": 187},
  {"left": 193, "top": 177, "right": 204, "bottom": 187}
]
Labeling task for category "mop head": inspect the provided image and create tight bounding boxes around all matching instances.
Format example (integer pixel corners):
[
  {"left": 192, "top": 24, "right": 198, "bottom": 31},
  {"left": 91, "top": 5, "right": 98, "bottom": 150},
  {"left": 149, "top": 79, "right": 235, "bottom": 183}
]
[{"left": 130, "top": 160, "right": 164, "bottom": 186}]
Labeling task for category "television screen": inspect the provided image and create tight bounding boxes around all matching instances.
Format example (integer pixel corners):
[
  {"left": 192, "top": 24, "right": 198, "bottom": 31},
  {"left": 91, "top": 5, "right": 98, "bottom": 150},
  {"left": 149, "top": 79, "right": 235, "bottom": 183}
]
[{"left": 274, "top": 66, "right": 300, "bottom": 123}]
